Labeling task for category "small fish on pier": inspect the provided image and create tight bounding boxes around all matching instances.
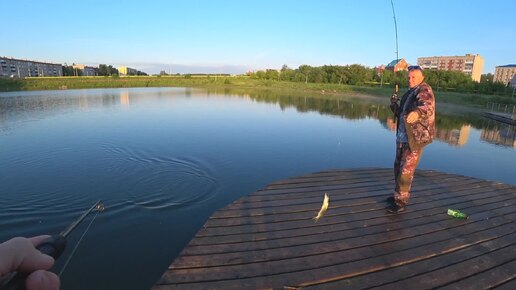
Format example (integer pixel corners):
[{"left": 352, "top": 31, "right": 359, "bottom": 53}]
[{"left": 313, "top": 193, "right": 329, "bottom": 222}]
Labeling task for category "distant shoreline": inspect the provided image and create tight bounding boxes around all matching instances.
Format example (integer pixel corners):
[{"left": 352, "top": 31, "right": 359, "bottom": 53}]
[{"left": 0, "top": 76, "right": 514, "bottom": 107}]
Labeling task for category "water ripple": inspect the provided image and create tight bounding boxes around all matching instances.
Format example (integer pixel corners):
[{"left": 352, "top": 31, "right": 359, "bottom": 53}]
[{"left": 100, "top": 142, "right": 220, "bottom": 210}]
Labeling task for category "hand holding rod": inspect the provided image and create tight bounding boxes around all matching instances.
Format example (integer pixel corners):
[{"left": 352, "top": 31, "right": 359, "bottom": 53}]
[{"left": 1, "top": 201, "right": 103, "bottom": 290}]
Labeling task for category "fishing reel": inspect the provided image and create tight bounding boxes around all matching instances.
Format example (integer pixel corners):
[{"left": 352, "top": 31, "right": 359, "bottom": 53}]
[
  {"left": 390, "top": 84, "right": 400, "bottom": 115},
  {"left": 390, "top": 83, "right": 400, "bottom": 104},
  {"left": 390, "top": 93, "right": 399, "bottom": 104}
]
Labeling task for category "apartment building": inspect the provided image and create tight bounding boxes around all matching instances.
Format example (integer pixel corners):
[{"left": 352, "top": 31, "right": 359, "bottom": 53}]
[
  {"left": 494, "top": 64, "right": 516, "bottom": 85},
  {"left": 118, "top": 66, "right": 138, "bottom": 76},
  {"left": 1, "top": 56, "right": 62, "bottom": 78},
  {"left": 72, "top": 64, "right": 99, "bottom": 76},
  {"left": 417, "top": 54, "right": 484, "bottom": 82}
]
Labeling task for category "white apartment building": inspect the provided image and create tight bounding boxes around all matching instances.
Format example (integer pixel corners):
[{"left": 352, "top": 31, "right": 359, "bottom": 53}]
[
  {"left": 0, "top": 56, "right": 62, "bottom": 78},
  {"left": 494, "top": 64, "right": 516, "bottom": 85},
  {"left": 417, "top": 54, "right": 484, "bottom": 82}
]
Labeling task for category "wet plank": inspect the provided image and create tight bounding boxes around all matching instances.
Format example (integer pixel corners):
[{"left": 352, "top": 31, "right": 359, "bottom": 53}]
[{"left": 152, "top": 168, "right": 516, "bottom": 290}]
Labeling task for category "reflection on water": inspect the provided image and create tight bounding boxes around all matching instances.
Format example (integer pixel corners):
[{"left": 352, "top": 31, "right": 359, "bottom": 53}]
[
  {"left": 215, "top": 87, "right": 515, "bottom": 149},
  {"left": 119, "top": 91, "right": 130, "bottom": 107},
  {"left": 0, "top": 88, "right": 203, "bottom": 125},
  {"left": 481, "top": 119, "right": 516, "bottom": 147},
  {"left": 0, "top": 83, "right": 510, "bottom": 146},
  {"left": 1, "top": 87, "right": 515, "bottom": 149},
  {"left": 385, "top": 117, "right": 473, "bottom": 147}
]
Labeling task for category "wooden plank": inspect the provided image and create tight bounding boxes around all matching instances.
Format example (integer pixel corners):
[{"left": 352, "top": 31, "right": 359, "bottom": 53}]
[
  {"left": 159, "top": 214, "right": 516, "bottom": 284},
  {"left": 188, "top": 190, "right": 515, "bottom": 250},
  {"left": 265, "top": 167, "right": 391, "bottom": 186},
  {"left": 219, "top": 174, "right": 482, "bottom": 211},
  {"left": 187, "top": 189, "right": 513, "bottom": 241},
  {"left": 492, "top": 277, "right": 516, "bottom": 290},
  {"left": 155, "top": 222, "right": 516, "bottom": 289},
  {"left": 251, "top": 170, "right": 455, "bottom": 196},
  {"left": 174, "top": 200, "right": 516, "bottom": 269},
  {"left": 152, "top": 168, "right": 516, "bottom": 290},
  {"left": 210, "top": 178, "right": 495, "bottom": 223},
  {"left": 439, "top": 258, "right": 516, "bottom": 289},
  {"left": 207, "top": 178, "right": 492, "bottom": 222},
  {"left": 306, "top": 232, "right": 516, "bottom": 289},
  {"left": 368, "top": 246, "right": 516, "bottom": 290},
  {"left": 177, "top": 196, "right": 516, "bottom": 259},
  {"left": 195, "top": 186, "right": 515, "bottom": 238},
  {"left": 214, "top": 176, "right": 502, "bottom": 215}
]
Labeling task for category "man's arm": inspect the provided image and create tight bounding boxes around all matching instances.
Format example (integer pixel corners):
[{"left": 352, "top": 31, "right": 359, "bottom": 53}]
[{"left": 407, "top": 86, "right": 435, "bottom": 124}]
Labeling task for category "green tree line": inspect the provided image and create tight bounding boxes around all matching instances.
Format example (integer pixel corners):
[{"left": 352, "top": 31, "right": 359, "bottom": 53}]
[{"left": 248, "top": 64, "right": 512, "bottom": 96}]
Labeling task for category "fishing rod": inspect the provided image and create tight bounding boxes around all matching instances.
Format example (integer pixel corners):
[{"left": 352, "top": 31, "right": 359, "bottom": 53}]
[
  {"left": 381, "top": 0, "right": 399, "bottom": 88},
  {"left": 390, "top": 0, "right": 399, "bottom": 63},
  {"left": 390, "top": 0, "right": 400, "bottom": 104},
  {"left": 1, "top": 200, "right": 105, "bottom": 290}
]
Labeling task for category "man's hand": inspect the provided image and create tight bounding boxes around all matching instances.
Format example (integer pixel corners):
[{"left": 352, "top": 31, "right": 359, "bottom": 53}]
[
  {"left": 0, "top": 236, "right": 60, "bottom": 290},
  {"left": 406, "top": 111, "right": 419, "bottom": 124}
]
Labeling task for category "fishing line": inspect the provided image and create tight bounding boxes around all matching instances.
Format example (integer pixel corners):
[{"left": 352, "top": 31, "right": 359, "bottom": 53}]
[{"left": 58, "top": 203, "right": 104, "bottom": 277}]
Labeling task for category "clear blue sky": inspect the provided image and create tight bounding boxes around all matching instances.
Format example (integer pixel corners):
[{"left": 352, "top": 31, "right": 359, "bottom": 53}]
[{"left": 2, "top": 0, "right": 514, "bottom": 74}]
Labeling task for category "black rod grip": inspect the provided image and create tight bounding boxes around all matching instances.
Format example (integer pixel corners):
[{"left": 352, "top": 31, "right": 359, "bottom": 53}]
[
  {"left": 1, "top": 235, "right": 66, "bottom": 290},
  {"left": 36, "top": 235, "right": 67, "bottom": 260}
]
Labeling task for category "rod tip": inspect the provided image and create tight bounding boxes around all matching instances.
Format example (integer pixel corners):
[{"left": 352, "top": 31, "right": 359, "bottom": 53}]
[{"left": 95, "top": 201, "right": 105, "bottom": 212}]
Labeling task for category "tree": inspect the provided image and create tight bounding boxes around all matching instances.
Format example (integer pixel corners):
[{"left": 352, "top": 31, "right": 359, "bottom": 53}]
[
  {"left": 280, "top": 65, "right": 295, "bottom": 81},
  {"left": 346, "top": 64, "right": 369, "bottom": 85},
  {"left": 98, "top": 64, "right": 119, "bottom": 76},
  {"left": 298, "top": 65, "right": 312, "bottom": 83},
  {"left": 108, "top": 65, "right": 119, "bottom": 76},
  {"left": 62, "top": 65, "right": 74, "bottom": 76},
  {"left": 98, "top": 64, "right": 108, "bottom": 76},
  {"left": 310, "top": 68, "right": 327, "bottom": 83},
  {"left": 264, "top": 69, "right": 279, "bottom": 80}
]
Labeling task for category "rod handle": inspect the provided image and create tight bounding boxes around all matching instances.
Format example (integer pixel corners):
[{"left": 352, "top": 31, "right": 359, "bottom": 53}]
[
  {"left": 0, "top": 236, "right": 66, "bottom": 290},
  {"left": 37, "top": 235, "right": 67, "bottom": 260}
]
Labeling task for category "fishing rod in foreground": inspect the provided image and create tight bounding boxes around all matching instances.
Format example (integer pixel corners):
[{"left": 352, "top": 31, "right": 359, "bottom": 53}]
[{"left": 1, "top": 200, "right": 105, "bottom": 290}]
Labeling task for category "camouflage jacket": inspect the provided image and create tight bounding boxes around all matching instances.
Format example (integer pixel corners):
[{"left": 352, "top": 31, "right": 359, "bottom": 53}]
[{"left": 393, "top": 82, "right": 435, "bottom": 150}]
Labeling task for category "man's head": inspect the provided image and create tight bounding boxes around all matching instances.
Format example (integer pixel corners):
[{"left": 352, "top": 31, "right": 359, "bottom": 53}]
[{"left": 407, "top": 65, "right": 424, "bottom": 88}]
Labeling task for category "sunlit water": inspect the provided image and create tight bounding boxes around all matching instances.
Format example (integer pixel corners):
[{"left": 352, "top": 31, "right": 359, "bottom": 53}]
[{"left": 0, "top": 87, "right": 514, "bottom": 290}]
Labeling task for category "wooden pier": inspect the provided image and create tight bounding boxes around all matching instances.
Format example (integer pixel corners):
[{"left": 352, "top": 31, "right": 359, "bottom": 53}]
[
  {"left": 153, "top": 168, "right": 516, "bottom": 289},
  {"left": 484, "top": 112, "right": 516, "bottom": 126}
]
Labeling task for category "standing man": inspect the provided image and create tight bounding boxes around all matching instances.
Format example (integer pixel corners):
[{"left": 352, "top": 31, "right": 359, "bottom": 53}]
[{"left": 387, "top": 65, "right": 435, "bottom": 213}]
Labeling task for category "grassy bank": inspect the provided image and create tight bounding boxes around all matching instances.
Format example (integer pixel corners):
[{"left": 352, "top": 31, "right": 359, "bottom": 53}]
[{"left": 1, "top": 76, "right": 514, "bottom": 107}]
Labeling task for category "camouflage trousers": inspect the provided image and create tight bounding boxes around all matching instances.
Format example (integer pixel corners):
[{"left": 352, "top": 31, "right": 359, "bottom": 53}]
[{"left": 393, "top": 142, "right": 424, "bottom": 205}]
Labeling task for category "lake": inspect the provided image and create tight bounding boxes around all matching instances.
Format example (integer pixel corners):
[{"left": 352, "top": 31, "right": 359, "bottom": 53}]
[{"left": 0, "top": 87, "right": 514, "bottom": 290}]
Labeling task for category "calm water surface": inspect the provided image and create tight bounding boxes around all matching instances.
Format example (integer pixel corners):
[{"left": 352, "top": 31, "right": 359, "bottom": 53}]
[{"left": 1, "top": 87, "right": 514, "bottom": 290}]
